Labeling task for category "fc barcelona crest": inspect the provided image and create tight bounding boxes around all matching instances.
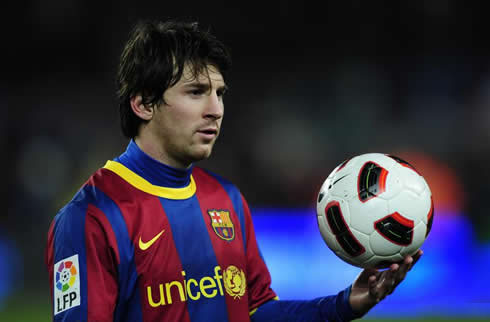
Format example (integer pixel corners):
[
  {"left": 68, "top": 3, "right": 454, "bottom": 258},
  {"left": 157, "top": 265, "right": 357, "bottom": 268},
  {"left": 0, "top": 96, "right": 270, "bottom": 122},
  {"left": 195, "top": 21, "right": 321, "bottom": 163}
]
[{"left": 208, "top": 210, "right": 235, "bottom": 241}]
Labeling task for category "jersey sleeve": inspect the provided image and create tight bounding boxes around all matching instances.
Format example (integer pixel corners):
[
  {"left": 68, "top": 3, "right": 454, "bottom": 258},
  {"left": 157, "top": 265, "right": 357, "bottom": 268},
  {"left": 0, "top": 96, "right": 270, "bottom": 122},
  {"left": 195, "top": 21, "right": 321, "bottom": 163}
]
[
  {"left": 45, "top": 199, "right": 119, "bottom": 321},
  {"left": 240, "top": 194, "right": 278, "bottom": 311},
  {"left": 250, "top": 286, "right": 362, "bottom": 321}
]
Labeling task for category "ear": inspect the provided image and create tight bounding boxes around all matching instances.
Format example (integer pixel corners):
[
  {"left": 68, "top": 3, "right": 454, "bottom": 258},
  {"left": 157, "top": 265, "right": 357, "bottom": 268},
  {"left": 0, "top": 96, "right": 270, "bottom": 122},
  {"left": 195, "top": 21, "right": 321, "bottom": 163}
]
[{"left": 130, "top": 95, "right": 154, "bottom": 121}]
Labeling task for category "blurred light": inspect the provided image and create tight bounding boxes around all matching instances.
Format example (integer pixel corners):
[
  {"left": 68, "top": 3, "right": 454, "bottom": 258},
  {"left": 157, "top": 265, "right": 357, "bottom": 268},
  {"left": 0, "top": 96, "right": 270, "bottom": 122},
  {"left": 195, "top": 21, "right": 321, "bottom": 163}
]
[
  {"left": 17, "top": 137, "right": 70, "bottom": 201},
  {"left": 393, "top": 151, "right": 465, "bottom": 214},
  {"left": 0, "top": 234, "right": 21, "bottom": 309},
  {"left": 253, "top": 110, "right": 317, "bottom": 181}
]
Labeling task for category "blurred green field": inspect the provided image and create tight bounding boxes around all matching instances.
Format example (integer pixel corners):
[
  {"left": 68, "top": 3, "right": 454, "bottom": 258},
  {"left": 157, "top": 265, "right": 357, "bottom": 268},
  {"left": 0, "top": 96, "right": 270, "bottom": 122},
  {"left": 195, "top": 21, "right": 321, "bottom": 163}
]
[
  {"left": 0, "top": 292, "right": 51, "bottom": 322},
  {"left": 0, "top": 293, "right": 488, "bottom": 322}
]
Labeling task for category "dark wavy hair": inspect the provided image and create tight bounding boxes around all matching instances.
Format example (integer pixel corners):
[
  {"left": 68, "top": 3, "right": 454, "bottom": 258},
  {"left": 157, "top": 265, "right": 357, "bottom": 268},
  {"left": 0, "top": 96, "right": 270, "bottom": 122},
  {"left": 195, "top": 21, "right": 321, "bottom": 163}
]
[{"left": 116, "top": 19, "right": 232, "bottom": 138}]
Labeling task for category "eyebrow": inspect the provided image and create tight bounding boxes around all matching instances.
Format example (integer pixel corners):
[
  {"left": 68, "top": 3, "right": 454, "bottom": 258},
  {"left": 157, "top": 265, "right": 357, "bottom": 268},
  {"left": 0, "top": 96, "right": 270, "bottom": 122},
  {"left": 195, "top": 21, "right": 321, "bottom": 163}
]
[{"left": 182, "top": 81, "right": 228, "bottom": 92}]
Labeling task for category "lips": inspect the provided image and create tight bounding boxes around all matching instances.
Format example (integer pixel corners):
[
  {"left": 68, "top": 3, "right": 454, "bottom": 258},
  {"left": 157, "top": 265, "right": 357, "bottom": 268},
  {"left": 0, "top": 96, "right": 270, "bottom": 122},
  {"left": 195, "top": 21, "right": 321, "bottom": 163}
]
[
  {"left": 198, "top": 128, "right": 218, "bottom": 135},
  {"left": 196, "top": 127, "right": 219, "bottom": 140}
]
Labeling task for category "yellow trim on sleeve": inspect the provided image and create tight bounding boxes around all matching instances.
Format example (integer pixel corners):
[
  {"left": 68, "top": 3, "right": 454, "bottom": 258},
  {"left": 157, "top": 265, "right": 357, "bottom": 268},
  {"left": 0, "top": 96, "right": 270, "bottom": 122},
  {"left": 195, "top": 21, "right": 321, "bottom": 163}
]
[
  {"left": 103, "top": 160, "right": 196, "bottom": 199},
  {"left": 249, "top": 296, "right": 279, "bottom": 316}
]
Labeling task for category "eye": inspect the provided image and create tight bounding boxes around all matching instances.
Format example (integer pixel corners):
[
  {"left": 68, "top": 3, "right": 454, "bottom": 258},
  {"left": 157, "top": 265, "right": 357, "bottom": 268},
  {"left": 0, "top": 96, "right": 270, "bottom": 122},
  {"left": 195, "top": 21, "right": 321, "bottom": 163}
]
[
  {"left": 217, "top": 87, "right": 227, "bottom": 97},
  {"left": 189, "top": 89, "right": 205, "bottom": 96}
]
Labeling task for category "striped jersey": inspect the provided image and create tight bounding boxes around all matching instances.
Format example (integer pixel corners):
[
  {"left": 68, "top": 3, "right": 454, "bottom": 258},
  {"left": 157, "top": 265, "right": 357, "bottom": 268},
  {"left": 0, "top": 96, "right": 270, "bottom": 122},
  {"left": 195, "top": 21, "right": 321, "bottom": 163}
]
[{"left": 45, "top": 140, "right": 276, "bottom": 321}]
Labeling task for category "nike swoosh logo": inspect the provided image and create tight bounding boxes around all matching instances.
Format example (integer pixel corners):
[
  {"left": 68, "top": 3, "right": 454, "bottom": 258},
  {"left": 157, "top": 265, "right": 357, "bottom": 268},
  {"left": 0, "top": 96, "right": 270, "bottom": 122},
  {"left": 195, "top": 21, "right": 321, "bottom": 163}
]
[{"left": 139, "top": 230, "right": 165, "bottom": 251}]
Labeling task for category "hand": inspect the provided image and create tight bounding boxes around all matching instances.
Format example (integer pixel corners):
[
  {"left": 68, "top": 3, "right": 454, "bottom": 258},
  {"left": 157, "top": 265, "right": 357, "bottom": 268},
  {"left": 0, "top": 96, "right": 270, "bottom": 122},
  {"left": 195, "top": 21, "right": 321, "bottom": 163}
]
[{"left": 348, "top": 249, "right": 423, "bottom": 317}]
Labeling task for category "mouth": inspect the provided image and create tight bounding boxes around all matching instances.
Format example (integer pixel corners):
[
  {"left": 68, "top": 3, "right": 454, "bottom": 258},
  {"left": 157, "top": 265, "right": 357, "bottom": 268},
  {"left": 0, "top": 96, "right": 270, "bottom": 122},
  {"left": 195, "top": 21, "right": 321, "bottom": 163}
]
[
  {"left": 196, "top": 128, "right": 218, "bottom": 140},
  {"left": 198, "top": 128, "right": 218, "bottom": 135}
]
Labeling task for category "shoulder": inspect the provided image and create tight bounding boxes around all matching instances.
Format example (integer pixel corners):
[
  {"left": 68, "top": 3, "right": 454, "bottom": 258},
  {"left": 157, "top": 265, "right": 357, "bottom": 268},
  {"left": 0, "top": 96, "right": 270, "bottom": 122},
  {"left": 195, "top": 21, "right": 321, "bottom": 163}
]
[
  {"left": 192, "top": 167, "right": 251, "bottom": 215},
  {"left": 54, "top": 168, "right": 117, "bottom": 225},
  {"left": 192, "top": 166, "right": 241, "bottom": 194}
]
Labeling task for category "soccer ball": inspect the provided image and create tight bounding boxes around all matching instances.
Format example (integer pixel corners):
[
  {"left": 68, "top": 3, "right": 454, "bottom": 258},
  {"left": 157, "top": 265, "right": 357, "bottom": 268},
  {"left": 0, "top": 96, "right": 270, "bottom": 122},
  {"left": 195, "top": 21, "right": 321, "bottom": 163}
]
[{"left": 316, "top": 153, "right": 434, "bottom": 269}]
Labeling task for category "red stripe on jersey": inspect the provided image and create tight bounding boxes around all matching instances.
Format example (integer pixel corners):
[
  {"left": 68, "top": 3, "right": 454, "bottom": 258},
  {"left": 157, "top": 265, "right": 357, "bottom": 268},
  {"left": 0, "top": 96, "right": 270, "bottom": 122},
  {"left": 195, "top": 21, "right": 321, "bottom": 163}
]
[
  {"left": 45, "top": 219, "right": 56, "bottom": 313},
  {"left": 85, "top": 204, "right": 120, "bottom": 321},
  {"left": 240, "top": 194, "right": 277, "bottom": 310},
  {"left": 92, "top": 169, "right": 191, "bottom": 322},
  {"left": 192, "top": 168, "right": 250, "bottom": 321}
]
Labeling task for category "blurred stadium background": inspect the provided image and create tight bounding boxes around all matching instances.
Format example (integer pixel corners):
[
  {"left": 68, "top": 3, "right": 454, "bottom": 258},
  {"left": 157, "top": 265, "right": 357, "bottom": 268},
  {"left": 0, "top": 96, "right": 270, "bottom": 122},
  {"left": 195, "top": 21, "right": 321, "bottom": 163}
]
[{"left": 2, "top": 1, "right": 490, "bottom": 321}]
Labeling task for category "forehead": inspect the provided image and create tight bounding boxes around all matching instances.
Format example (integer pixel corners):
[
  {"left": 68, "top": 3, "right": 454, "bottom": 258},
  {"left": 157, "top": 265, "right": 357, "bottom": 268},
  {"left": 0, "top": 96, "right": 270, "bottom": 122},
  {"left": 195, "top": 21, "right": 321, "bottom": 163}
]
[{"left": 178, "top": 64, "right": 225, "bottom": 87}]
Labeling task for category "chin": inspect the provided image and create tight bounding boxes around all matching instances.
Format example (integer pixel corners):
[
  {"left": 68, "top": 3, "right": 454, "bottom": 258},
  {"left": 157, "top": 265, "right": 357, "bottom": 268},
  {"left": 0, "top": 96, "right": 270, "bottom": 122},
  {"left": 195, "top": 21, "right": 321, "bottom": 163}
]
[{"left": 190, "top": 147, "right": 213, "bottom": 162}]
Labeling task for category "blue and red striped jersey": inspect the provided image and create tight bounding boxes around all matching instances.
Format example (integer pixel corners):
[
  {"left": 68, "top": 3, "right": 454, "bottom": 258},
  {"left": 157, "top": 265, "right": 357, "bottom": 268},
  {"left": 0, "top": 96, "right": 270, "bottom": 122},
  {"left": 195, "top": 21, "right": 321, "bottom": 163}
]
[
  {"left": 45, "top": 140, "right": 358, "bottom": 322},
  {"left": 46, "top": 140, "right": 276, "bottom": 321}
]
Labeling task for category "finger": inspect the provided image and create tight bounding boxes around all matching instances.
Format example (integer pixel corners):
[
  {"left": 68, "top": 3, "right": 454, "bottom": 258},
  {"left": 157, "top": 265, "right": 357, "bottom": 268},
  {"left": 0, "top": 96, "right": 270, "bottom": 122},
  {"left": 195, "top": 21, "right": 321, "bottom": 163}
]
[
  {"left": 413, "top": 249, "right": 423, "bottom": 264},
  {"left": 368, "top": 275, "right": 377, "bottom": 288},
  {"left": 394, "top": 256, "right": 413, "bottom": 285},
  {"left": 382, "top": 264, "right": 398, "bottom": 295},
  {"left": 361, "top": 268, "right": 379, "bottom": 281},
  {"left": 353, "top": 268, "right": 379, "bottom": 288},
  {"left": 368, "top": 275, "right": 380, "bottom": 301},
  {"left": 371, "top": 264, "right": 399, "bottom": 300},
  {"left": 381, "top": 263, "right": 398, "bottom": 284},
  {"left": 388, "top": 263, "right": 399, "bottom": 278},
  {"left": 409, "top": 249, "right": 424, "bottom": 271}
]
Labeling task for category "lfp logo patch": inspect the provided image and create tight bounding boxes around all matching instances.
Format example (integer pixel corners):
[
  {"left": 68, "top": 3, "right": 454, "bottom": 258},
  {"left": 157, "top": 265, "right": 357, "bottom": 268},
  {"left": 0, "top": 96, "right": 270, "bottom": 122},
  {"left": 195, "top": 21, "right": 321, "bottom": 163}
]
[{"left": 54, "top": 254, "right": 81, "bottom": 314}]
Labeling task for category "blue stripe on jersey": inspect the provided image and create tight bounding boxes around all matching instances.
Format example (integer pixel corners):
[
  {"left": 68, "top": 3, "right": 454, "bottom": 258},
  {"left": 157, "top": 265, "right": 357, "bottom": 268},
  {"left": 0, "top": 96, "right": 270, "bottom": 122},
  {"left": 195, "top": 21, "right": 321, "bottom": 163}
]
[
  {"left": 53, "top": 185, "right": 143, "bottom": 322},
  {"left": 159, "top": 196, "right": 229, "bottom": 322},
  {"left": 87, "top": 185, "right": 143, "bottom": 322},
  {"left": 201, "top": 170, "right": 247, "bottom": 252},
  {"left": 53, "top": 192, "right": 89, "bottom": 322},
  {"left": 203, "top": 170, "right": 271, "bottom": 267}
]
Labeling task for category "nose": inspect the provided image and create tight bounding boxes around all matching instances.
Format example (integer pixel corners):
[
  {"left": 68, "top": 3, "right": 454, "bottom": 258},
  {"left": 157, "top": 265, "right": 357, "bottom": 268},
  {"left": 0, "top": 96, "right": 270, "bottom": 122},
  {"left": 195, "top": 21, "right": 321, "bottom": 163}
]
[{"left": 204, "top": 91, "right": 224, "bottom": 120}]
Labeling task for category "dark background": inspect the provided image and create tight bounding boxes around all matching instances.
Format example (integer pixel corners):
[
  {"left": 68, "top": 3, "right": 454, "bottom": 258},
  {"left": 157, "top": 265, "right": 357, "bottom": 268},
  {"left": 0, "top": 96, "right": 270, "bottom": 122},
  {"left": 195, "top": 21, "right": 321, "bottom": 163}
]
[{"left": 1, "top": 1, "right": 489, "bottom": 319}]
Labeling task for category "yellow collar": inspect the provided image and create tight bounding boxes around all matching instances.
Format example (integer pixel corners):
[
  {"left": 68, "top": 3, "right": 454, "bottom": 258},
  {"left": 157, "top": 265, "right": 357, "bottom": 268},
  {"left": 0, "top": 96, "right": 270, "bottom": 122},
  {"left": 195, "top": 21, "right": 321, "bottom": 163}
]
[{"left": 103, "top": 160, "right": 196, "bottom": 199}]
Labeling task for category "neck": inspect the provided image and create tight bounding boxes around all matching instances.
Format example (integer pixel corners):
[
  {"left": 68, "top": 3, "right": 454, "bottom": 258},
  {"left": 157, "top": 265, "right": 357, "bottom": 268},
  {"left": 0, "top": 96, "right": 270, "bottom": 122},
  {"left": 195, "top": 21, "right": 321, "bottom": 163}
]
[
  {"left": 114, "top": 139, "right": 193, "bottom": 188},
  {"left": 134, "top": 133, "right": 190, "bottom": 170}
]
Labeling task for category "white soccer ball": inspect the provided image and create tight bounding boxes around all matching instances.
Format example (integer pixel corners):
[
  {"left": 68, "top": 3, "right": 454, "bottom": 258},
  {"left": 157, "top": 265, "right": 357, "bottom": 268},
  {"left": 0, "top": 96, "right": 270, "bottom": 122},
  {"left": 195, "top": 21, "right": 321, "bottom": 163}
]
[{"left": 316, "top": 153, "right": 434, "bottom": 269}]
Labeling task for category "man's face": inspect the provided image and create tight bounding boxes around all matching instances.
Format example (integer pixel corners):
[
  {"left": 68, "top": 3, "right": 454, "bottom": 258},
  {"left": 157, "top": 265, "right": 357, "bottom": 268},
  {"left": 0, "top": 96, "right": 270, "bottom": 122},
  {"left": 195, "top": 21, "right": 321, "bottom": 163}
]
[{"left": 147, "top": 64, "right": 227, "bottom": 168}]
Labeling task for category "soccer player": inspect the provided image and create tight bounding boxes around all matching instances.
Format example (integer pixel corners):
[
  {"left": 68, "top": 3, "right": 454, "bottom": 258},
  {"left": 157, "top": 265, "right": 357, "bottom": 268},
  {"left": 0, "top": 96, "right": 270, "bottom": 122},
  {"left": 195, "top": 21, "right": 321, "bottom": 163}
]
[{"left": 45, "top": 19, "right": 422, "bottom": 321}]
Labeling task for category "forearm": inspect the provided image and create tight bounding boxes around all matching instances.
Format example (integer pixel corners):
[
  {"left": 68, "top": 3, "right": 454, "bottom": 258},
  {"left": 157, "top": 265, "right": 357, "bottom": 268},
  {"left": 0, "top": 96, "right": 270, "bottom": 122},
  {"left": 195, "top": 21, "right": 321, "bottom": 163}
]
[{"left": 251, "top": 286, "right": 362, "bottom": 322}]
